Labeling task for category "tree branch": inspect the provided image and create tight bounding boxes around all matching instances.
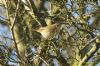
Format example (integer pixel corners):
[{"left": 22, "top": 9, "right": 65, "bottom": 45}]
[
  {"left": 11, "top": 1, "right": 20, "bottom": 59},
  {"left": 78, "top": 42, "right": 100, "bottom": 66}
]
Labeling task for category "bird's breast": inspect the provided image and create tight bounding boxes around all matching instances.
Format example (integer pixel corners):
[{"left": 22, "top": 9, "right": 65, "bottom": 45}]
[{"left": 40, "top": 29, "right": 50, "bottom": 39}]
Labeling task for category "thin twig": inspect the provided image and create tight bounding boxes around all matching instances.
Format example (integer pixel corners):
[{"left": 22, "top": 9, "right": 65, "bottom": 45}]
[
  {"left": 27, "top": 11, "right": 41, "bottom": 26},
  {"left": 39, "top": 57, "right": 50, "bottom": 66},
  {"left": 11, "top": 1, "right": 20, "bottom": 59},
  {"left": 78, "top": 43, "right": 97, "bottom": 66},
  {"left": 78, "top": 35, "right": 100, "bottom": 66},
  {"left": 0, "top": 35, "right": 13, "bottom": 40},
  {"left": 86, "top": 36, "right": 97, "bottom": 45},
  {"left": 81, "top": 36, "right": 98, "bottom": 53}
]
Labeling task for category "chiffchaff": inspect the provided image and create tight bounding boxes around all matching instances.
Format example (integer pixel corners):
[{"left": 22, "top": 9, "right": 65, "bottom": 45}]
[
  {"left": 35, "top": 18, "right": 60, "bottom": 39},
  {"left": 36, "top": 24, "right": 59, "bottom": 39}
]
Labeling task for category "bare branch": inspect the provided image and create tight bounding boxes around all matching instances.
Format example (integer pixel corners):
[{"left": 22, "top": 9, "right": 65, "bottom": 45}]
[
  {"left": 10, "top": 1, "right": 20, "bottom": 59},
  {"left": 78, "top": 42, "right": 100, "bottom": 66},
  {"left": 39, "top": 57, "right": 50, "bottom": 66}
]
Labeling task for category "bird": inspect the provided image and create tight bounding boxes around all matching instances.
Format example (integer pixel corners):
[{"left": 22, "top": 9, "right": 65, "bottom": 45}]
[{"left": 34, "top": 18, "right": 60, "bottom": 39}]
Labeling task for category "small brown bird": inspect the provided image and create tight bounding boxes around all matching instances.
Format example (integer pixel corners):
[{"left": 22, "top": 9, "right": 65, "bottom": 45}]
[
  {"left": 35, "top": 18, "right": 60, "bottom": 39},
  {"left": 35, "top": 19, "right": 60, "bottom": 39}
]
